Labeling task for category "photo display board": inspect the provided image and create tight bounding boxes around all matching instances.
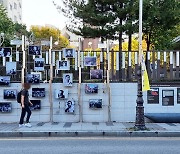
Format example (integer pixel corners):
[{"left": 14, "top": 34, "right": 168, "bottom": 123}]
[
  {"left": 63, "top": 73, "right": 73, "bottom": 87},
  {"left": 0, "top": 76, "right": 10, "bottom": 86},
  {"left": 0, "top": 102, "right": 12, "bottom": 113},
  {"left": 26, "top": 74, "right": 40, "bottom": 84},
  {"left": 32, "top": 88, "right": 45, "bottom": 97},
  {"left": 85, "top": 84, "right": 98, "bottom": 94},
  {"left": 65, "top": 99, "right": 75, "bottom": 113},
  {"left": 84, "top": 57, "right": 97, "bottom": 66},
  {"left": 147, "top": 88, "right": 159, "bottom": 104},
  {"left": 30, "top": 100, "right": 41, "bottom": 110},
  {"left": 177, "top": 88, "right": 180, "bottom": 104},
  {"left": 89, "top": 99, "right": 102, "bottom": 109},
  {"left": 55, "top": 89, "right": 68, "bottom": 99},
  {"left": 4, "top": 89, "right": 17, "bottom": 99},
  {"left": 162, "top": 90, "right": 174, "bottom": 106},
  {"left": 0, "top": 47, "right": 11, "bottom": 57},
  {"left": 28, "top": 45, "right": 41, "bottom": 55},
  {"left": 6, "top": 62, "right": 16, "bottom": 75},
  {"left": 56, "top": 60, "right": 70, "bottom": 70},
  {"left": 63, "top": 48, "right": 75, "bottom": 58},
  {"left": 34, "top": 58, "right": 44, "bottom": 71}
]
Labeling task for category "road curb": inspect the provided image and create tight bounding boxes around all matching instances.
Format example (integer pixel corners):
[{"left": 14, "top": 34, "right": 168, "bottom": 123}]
[{"left": 1, "top": 131, "right": 180, "bottom": 137}]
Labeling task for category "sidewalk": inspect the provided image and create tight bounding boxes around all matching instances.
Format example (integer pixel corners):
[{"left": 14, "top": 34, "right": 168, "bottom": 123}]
[{"left": 1, "top": 122, "right": 180, "bottom": 137}]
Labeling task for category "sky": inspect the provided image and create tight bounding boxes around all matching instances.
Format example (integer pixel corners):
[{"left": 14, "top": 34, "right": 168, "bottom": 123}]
[{"left": 22, "top": 0, "right": 67, "bottom": 30}]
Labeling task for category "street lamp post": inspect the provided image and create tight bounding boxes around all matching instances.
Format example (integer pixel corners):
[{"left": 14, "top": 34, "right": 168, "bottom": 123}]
[{"left": 134, "top": 0, "right": 146, "bottom": 130}]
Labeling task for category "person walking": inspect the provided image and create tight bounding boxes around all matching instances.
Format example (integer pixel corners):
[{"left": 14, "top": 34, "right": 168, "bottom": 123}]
[{"left": 19, "top": 83, "right": 33, "bottom": 128}]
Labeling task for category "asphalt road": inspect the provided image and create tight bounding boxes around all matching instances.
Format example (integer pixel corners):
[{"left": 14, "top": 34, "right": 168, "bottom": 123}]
[{"left": 0, "top": 137, "right": 180, "bottom": 154}]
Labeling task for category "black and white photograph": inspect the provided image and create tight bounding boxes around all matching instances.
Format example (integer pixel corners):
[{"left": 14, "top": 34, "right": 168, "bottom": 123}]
[
  {"left": 85, "top": 84, "right": 98, "bottom": 94},
  {"left": 34, "top": 58, "right": 44, "bottom": 71},
  {"left": 65, "top": 99, "right": 75, "bottom": 113},
  {"left": 63, "top": 73, "right": 73, "bottom": 86},
  {"left": 63, "top": 48, "right": 75, "bottom": 58},
  {"left": 84, "top": 56, "right": 97, "bottom": 66},
  {"left": 56, "top": 60, "right": 70, "bottom": 70},
  {"left": 89, "top": 99, "right": 102, "bottom": 109},
  {"left": 0, "top": 103, "right": 12, "bottom": 113},
  {"left": 90, "top": 69, "right": 103, "bottom": 79},
  {"left": 0, "top": 47, "right": 11, "bottom": 57},
  {"left": 32, "top": 88, "right": 45, "bottom": 97},
  {"left": 28, "top": 45, "right": 41, "bottom": 55},
  {"left": 30, "top": 100, "right": 41, "bottom": 110},
  {"left": 6, "top": 62, "right": 16, "bottom": 75},
  {"left": 55, "top": 89, "right": 68, "bottom": 99},
  {"left": 26, "top": 74, "right": 40, "bottom": 84},
  {"left": 0, "top": 76, "right": 10, "bottom": 86},
  {"left": 4, "top": 89, "right": 17, "bottom": 99}
]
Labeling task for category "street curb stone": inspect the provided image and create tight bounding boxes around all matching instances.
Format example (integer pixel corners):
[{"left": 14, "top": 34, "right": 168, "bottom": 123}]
[{"left": 1, "top": 131, "right": 180, "bottom": 137}]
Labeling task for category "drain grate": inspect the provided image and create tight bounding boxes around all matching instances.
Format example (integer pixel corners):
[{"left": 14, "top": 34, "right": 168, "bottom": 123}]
[
  {"left": 92, "top": 122, "right": 99, "bottom": 125},
  {"left": 52, "top": 122, "right": 59, "bottom": 125},
  {"left": 37, "top": 122, "right": 45, "bottom": 126},
  {"left": 63, "top": 122, "right": 72, "bottom": 128},
  {"left": 106, "top": 122, "right": 114, "bottom": 126},
  {"left": 166, "top": 123, "right": 176, "bottom": 126}
]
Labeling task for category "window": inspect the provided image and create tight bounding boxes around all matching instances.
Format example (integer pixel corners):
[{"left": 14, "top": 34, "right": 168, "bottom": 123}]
[
  {"left": 14, "top": 16, "right": 17, "bottom": 22},
  {"left": 19, "top": 2, "right": 21, "bottom": 8},
  {"left": 14, "top": 2, "right": 17, "bottom": 9},
  {"left": 19, "top": 15, "right": 21, "bottom": 20},
  {"left": 10, "top": 4, "right": 12, "bottom": 10}
]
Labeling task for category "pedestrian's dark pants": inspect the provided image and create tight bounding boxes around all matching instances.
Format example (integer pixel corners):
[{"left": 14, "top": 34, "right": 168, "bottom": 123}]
[{"left": 19, "top": 104, "right": 31, "bottom": 124}]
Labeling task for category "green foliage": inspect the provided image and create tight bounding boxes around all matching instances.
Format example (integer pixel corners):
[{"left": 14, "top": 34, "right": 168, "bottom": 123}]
[
  {"left": 14, "top": 23, "right": 31, "bottom": 38},
  {"left": 143, "top": 0, "right": 180, "bottom": 50},
  {"left": 0, "top": 4, "right": 14, "bottom": 46}
]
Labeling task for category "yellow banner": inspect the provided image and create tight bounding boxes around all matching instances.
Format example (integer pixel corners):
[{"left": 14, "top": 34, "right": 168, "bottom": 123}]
[{"left": 141, "top": 54, "right": 150, "bottom": 91}]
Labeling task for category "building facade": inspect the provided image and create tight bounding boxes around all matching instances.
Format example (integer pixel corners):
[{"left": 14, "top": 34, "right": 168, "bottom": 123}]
[{"left": 0, "top": 0, "right": 22, "bottom": 23}]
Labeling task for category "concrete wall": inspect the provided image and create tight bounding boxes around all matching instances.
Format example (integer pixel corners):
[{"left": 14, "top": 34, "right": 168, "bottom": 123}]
[{"left": 0, "top": 83, "right": 180, "bottom": 123}]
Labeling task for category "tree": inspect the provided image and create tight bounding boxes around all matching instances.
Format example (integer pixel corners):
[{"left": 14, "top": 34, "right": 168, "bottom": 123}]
[
  {"left": 14, "top": 23, "right": 30, "bottom": 38},
  {"left": 143, "top": 0, "right": 180, "bottom": 50},
  {"left": 0, "top": 4, "right": 14, "bottom": 46},
  {"left": 30, "top": 25, "right": 69, "bottom": 49}
]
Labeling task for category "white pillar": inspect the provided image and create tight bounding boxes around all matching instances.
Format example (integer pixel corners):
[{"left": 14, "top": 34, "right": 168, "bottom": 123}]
[
  {"left": 75, "top": 51, "right": 78, "bottom": 70},
  {"left": 128, "top": 52, "right": 132, "bottom": 66},
  {"left": 163, "top": 51, "right": 166, "bottom": 62},
  {"left": 176, "top": 51, "right": 179, "bottom": 67},
  {"left": 122, "top": 52, "right": 125, "bottom": 69},
  {"left": 45, "top": 51, "right": 49, "bottom": 64},
  {"left": 116, "top": 52, "right": 119, "bottom": 70}
]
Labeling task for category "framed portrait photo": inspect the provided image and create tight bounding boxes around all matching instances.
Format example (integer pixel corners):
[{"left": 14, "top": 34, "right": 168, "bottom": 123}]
[
  {"left": 84, "top": 57, "right": 97, "bottom": 66},
  {"left": 89, "top": 99, "right": 102, "bottom": 109},
  {"left": 34, "top": 58, "right": 44, "bottom": 71},
  {"left": 65, "top": 99, "right": 75, "bottom": 113},
  {"left": 90, "top": 69, "right": 103, "bottom": 79},
  {"left": 0, "top": 102, "right": 12, "bottom": 113},
  {"left": 0, "top": 76, "right": 10, "bottom": 86},
  {"left": 0, "top": 47, "right": 11, "bottom": 57},
  {"left": 28, "top": 45, "right": 41, "bottom": 55},
  {"left": 85, "top": 84, "right": 98, "bottom": 94},
  {"left": 55, "top": 89, "right": 68, "bottom": 99},
  {"left": 4, "top": 89, "right": 17, "bottom": 99},
  {"left": 63, "top": 48, "right": 75, "bottom": 58},
  {"left": 56, "top": 60, "right": 70, "bottom": 70},
  {"left": 6, "top": 62, "right": 16, "bottom": 75},
  {"left": 63, "top": 73, "right": 73, "bottom": 87}
]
